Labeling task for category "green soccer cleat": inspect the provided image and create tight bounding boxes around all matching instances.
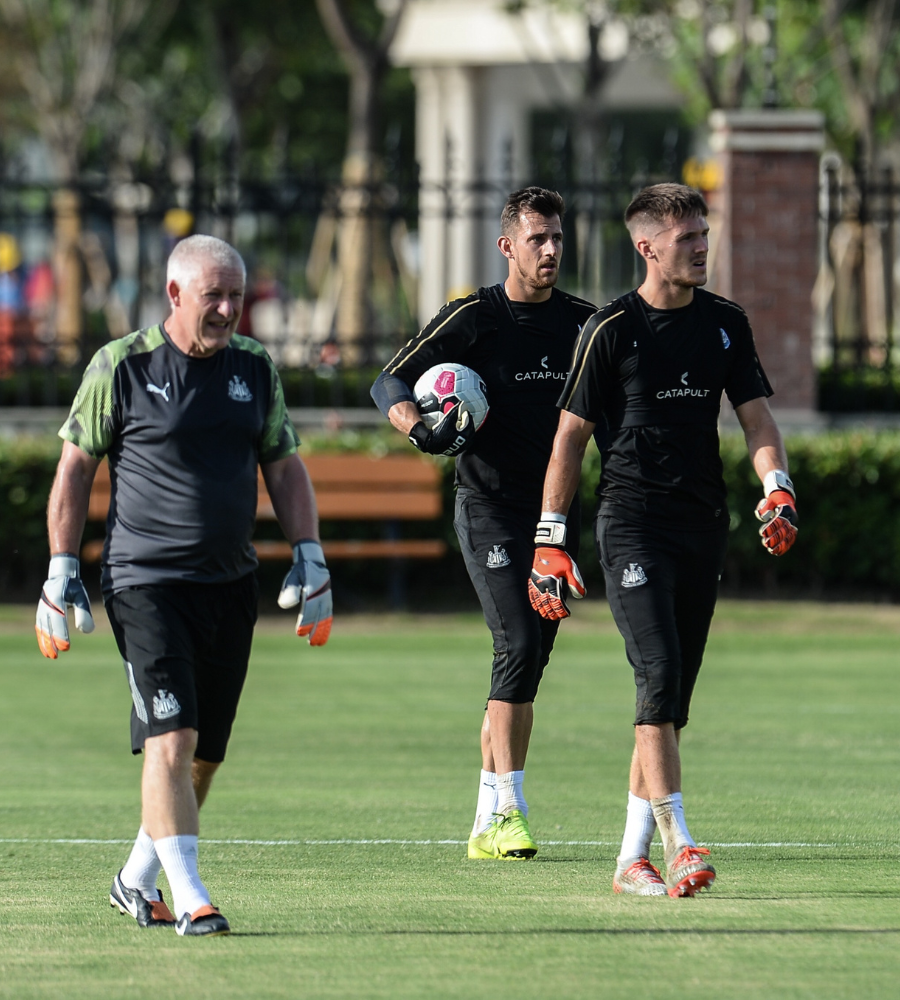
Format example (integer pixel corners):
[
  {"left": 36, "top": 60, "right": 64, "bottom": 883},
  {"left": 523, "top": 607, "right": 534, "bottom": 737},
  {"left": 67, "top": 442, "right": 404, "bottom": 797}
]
[
  {"left": 494, "top": 810, "right": 538, "bottom": 859},
  {"left": 467, "top": 821, "right": 502, "bottom": 859},
  {"left": 467, "top": 810, "right": 538, "bottom": 859}
]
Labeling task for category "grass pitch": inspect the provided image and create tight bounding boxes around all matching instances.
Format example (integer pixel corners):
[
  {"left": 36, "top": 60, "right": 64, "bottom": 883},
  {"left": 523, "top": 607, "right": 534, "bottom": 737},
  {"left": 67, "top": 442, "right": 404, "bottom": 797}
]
[{"left": 0, "top": 600, "right": 898, "bottom": 999}]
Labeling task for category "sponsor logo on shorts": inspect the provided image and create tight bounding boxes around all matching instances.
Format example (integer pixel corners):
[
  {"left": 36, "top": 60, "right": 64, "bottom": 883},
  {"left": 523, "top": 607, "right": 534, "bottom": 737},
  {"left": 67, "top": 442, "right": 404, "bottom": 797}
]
[
  {"left": 124, "top": 661, "right": 148, "bottom": 723},
  {"left": 228, "top": 375, "right": 253, "bottom": 402},
  {"left": 486, "top": 544, "right": 511, "bottom": 569},
  {"left": 621, "top": 563, "right": 648, "bottom": 588},
  {"left": 152, "top": 689, "right": 182, "bottom": 721}
]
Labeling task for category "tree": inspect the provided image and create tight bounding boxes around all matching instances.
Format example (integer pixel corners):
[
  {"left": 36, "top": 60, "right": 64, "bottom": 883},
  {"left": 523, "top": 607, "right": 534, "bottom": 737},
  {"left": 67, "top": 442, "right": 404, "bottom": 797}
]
[
  {"left": 312, "top": 0, "right": 410, "bottom": 365},
  {"left": 820, "top": 0, "right": 900, "bottom": 169},
  {"left": 0, "top": 0, "right": 174, "bottom": 361}
]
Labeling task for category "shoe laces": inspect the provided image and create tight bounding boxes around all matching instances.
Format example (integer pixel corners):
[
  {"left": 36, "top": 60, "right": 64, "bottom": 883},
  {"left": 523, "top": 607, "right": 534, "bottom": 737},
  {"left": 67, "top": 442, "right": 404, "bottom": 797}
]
[
  {"left": 623, "top": 858, "right": 664, "bottom": 883},
  {"left": 672, "top": 845, "right": 711, "bottom": 867}
]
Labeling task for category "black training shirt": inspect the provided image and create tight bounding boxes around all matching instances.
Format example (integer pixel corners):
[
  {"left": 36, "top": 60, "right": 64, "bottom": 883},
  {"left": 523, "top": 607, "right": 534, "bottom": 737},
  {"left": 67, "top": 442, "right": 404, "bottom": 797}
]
[
  {"left": 60, "top": 324, "right": 300, "bottom": 595},
  {"left": 560, "top": 287, "right": 772, "bottom": 528},
  {"left": 376, "top": 284, "right": 596, "bottom": 504}
]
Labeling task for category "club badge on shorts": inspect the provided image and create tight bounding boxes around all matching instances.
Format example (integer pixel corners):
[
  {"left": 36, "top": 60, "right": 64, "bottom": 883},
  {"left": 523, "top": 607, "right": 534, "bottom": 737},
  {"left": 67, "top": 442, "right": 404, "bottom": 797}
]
[
  {"left": 152, "top": 689, "right": 182, "bottom": 720},
  {"left": 621, "top": 563, "right": 648, "bottom": 588},
  {"left": 486, "top": 544, "right": 511, "bottom": 569}
]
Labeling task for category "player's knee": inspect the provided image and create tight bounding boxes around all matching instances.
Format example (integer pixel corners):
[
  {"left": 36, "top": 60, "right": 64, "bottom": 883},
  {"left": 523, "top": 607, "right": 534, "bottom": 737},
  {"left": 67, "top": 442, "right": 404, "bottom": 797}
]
[{"left": 145, "top": 727, "right": 199, "bottom": 769}]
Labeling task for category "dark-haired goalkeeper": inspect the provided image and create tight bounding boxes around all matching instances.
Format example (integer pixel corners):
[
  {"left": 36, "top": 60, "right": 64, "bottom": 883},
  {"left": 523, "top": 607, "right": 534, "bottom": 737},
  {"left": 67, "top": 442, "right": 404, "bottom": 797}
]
[
  {"left": 372, "top": 187, "right": 596, "bottom": 859},
  {"left": 530, "top": 183, "right": 797, "bottom": 897}
]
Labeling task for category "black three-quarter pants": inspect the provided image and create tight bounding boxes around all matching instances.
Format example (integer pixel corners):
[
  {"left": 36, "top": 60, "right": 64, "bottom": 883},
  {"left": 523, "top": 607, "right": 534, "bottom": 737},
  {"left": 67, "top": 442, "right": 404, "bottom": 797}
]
[
  {"left": 596, "top": 514, "right": 729, "bottom": 729},
  {"left": 106, "top": 573, "right": 259, "bottom": 762},
  {"left": 454, "top": 488, "right": 580, "bottom": 704}
]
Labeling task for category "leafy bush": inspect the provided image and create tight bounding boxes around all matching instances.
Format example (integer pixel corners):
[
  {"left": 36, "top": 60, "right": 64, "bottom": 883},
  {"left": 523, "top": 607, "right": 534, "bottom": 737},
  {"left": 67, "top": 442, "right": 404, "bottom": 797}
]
[
  {"left": 6, "top": 430, "right": 900, "bottom": 605},
  {"left": 818, "top": 366, "right": 900, "bottom": 412},
  {"left": 578, "top": 430, "right": 900, "bottom": 599}
]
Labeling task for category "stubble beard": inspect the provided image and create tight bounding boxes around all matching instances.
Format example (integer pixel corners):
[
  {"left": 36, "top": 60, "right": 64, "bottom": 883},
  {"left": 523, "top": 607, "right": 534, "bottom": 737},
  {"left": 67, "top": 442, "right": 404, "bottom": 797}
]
[
  {"left": 519, "top": 258, "right": 559, "bottom": 292},
  {"left": 673, "top": 264, "right": 707, "bottom": 289}
]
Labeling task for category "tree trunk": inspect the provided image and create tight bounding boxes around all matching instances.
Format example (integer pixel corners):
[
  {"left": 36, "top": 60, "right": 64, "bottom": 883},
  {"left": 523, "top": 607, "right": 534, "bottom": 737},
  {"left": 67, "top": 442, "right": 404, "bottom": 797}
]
[
  {"left": 52, "top": 188, "right": 83, "bottom": 366},
  {"left": 313, "top": 0, "right": 407, "bottom": 366}
]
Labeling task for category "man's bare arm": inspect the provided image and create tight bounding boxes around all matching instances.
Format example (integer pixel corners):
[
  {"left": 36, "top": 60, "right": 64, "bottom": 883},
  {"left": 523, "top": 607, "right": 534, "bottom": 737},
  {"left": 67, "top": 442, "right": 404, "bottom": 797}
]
[
  {"left": 387, "top": 400, "right": 423, "bottom": 435},
  {"left": 735, "top": 396, "right": 797, "bottom": 557},
  {"left": 48, "top": 441, "right": 101, "bottom": 555},
  {"left": 261, "top": 452, "right": 320, "bottom": 544},
  {"left": 541, "top": 410, "right": 597, "bottom": 515},
  {"left": 734, "top": 396, "right": 789, "bottom": 484}
]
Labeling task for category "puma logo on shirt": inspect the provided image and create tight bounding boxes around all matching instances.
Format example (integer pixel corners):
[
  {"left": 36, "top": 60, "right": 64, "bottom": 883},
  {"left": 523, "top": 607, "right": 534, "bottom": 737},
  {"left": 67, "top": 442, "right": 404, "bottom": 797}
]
[{"left": 146, "top": 382, "right": 170, "bottom": 401}]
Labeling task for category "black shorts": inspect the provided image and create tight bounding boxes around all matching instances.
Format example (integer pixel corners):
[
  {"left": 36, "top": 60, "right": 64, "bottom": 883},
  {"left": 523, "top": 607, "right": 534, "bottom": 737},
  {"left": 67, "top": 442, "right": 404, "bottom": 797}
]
[
  {"left": 454, "top": 489, "right": 580, "bottom": 703},
  {"left": 596, "top": 515, "right": 728, "bottom": 729},
  {"left": 106, "top": 574, "right": 259, "bottom": 762}
]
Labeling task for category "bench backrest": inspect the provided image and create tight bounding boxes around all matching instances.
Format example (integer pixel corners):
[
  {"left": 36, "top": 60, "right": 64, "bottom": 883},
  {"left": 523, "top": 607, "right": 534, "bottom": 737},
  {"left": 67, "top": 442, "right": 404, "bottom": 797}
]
[{"left": 87, "top": 452, "right": 443, "bottom": 521}]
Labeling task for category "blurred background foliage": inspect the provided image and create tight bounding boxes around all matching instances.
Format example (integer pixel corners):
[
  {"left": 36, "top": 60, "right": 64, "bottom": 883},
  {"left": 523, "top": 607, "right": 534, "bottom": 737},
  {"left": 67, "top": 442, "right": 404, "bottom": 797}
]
[
  {"left": 0, "top": 0, "right": 416, "bottom": 185},
  {"left": 6, "top": 429, "right": 900, "bottom": 606}
]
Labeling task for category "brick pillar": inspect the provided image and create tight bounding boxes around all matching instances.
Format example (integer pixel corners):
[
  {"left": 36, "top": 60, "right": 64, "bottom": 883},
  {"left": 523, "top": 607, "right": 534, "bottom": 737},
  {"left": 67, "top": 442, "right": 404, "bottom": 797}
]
[{"left": 708, "top": 109, "right": 825, "bottom": 415}]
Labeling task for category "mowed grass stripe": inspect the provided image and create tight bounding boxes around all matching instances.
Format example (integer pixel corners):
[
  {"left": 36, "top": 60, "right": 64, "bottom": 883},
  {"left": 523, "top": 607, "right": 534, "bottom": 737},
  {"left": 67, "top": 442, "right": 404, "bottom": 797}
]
[
  {"left": 0, "top": 600, "right": 898, "bottom": 1000},
  {"left": 0, "top": 837, "right": 867, "bottom": 846}
]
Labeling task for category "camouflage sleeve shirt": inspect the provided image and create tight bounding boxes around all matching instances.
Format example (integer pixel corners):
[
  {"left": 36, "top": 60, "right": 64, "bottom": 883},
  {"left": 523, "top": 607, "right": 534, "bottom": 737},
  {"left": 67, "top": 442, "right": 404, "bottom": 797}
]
[{"left": 60, "top": 324, "right": 300, "bottom": 595}]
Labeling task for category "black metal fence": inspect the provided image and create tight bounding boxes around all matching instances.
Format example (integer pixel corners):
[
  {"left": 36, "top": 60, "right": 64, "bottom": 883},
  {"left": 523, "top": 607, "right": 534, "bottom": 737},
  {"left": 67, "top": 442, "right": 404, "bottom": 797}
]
[
  {"left": 0, "top": 161, "right": 655, "bottom": 406},
  {"left": 819, "top": 162, "right": 900, "bottom": 370}
]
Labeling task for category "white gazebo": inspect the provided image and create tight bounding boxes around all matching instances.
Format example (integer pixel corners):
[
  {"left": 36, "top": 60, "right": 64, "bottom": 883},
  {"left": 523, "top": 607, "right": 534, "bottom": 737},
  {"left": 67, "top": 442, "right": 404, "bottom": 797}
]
[{"left": 389, "top": 0, "right": 682, "bottom": 321}]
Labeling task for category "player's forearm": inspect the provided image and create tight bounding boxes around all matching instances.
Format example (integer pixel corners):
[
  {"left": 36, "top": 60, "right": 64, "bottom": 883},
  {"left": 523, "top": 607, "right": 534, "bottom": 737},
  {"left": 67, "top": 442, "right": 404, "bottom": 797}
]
[
  {"left": 47, "top": 444, "right": 98, "bottom": 555},
  {"left": 541, "top": 412, "right": 594, "bottom": 515},
  {"left": 387, "top": 400, "right": 424, "bottom": 436},
  {"left": 736, "top": 398, "right": 789, "bottom": 485},
  {"left": 263, "top": 455, "right": 320, "bottom": 543},
  {"left": 48, "top": 485, "right": 90, "bottom": 555},
  {"left": 542, "top": 456, "right": 582, "bottom": 516}
]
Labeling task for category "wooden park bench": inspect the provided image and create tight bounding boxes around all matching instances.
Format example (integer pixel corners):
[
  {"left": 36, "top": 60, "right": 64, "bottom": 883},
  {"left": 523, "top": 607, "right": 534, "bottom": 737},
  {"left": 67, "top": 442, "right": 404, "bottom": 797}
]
[{"left": 80, "top": 453, "right": 448, "bottom": 567}]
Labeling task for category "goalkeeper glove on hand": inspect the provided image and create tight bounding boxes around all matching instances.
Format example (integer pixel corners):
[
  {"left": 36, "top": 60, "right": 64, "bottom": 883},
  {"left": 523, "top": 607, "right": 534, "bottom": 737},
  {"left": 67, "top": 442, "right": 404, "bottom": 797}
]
[
  {"left": 36, "top": 554, "right": 95, "bottom": 659},
  {"left": 528, "top": 516, "right": 586, "bottom": 620},
  {"left": 755, "top": 470, "right": 798, "bottom": 557},
  {"left": 408, "top": 401, "right": 476, "bottom": 457},
  {"left": 278, "top": 540, "right": 333, "bottom": 646}
]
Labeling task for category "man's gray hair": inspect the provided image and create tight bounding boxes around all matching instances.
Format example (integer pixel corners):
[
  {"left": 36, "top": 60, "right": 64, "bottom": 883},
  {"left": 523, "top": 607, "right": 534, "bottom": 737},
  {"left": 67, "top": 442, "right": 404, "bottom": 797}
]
[{"left": 166, "top": 234, "right": 246, "bottom": 289}]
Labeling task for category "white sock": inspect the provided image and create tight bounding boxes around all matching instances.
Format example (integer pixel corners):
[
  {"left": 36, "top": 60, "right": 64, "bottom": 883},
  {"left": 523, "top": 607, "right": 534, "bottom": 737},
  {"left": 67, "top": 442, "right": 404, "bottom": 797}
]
[
  {"left": 495, "top": 770, "right": 527, "bottom": 816},
  {"left": 472, "top": 769, "right": 498, "bottom": 836},
  {"left": 153, "top": 834, "right": 211, "bottom": 919},
  {"left": 617, "top": 793, "right": 657, "bottom": 867},
  {"left": 120, "top": 827, "right": 162, "bottom": 901},
  {"left": 650, "top": 792, "right": 696, "bottom": 857}
]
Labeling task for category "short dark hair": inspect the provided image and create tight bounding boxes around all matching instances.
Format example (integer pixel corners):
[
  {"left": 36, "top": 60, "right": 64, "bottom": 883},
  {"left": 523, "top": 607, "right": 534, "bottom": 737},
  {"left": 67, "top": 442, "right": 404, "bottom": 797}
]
[
  {"left": 500, "top": 187, "right": 565, "bottom": 236},
  {"left": 624, "top": 183, "right": 708, "bottom": 237}
]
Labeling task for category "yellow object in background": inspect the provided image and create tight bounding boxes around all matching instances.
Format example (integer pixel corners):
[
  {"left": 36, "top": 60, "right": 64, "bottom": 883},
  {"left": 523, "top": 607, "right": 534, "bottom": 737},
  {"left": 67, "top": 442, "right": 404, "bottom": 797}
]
[
  {"left": 0, "top": 233, "right": 22, "bottom": 273},
  {"left": 163, "top": 208, "right": 195, "bottom": 239},
  {"left": 682, "top": 158, "right": 723, "bottom": 194}
]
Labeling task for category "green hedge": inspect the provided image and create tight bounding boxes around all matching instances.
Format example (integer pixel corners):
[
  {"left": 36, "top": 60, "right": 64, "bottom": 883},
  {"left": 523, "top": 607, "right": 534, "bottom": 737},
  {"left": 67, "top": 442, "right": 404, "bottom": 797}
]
[
  {"left": 0, "top": 367, "right": 386, "bottom": 410},
  {"left": 818, "top": 366, "right": 900, "bottom": 412},
  {"left": 5, "top": 430, "right": 900, "bottom": 604},
  {"left": 8, "top": 362, "right": 900, "bottom": 412}
]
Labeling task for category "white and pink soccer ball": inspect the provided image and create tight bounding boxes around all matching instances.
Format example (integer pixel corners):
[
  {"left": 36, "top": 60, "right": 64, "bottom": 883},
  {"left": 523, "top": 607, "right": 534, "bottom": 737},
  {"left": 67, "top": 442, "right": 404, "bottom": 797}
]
[{"left": 413, "top": 363, "right": 490, "bottom": 432}]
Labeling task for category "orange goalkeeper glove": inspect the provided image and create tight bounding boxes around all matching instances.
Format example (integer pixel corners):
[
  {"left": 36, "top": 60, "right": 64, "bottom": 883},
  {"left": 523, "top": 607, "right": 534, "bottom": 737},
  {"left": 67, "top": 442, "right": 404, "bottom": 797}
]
[
  {"left": 528, "top": 516, "right": 585, "bottom": 620},
  {"left": 36, "top": 554, "right": 95, "bottom": 659},
  {"left": 755, "top": 470, "right": 798, "bottom": 557},
  {"left": 278, "top": 540, "right": 333, "bottom": 646}
]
